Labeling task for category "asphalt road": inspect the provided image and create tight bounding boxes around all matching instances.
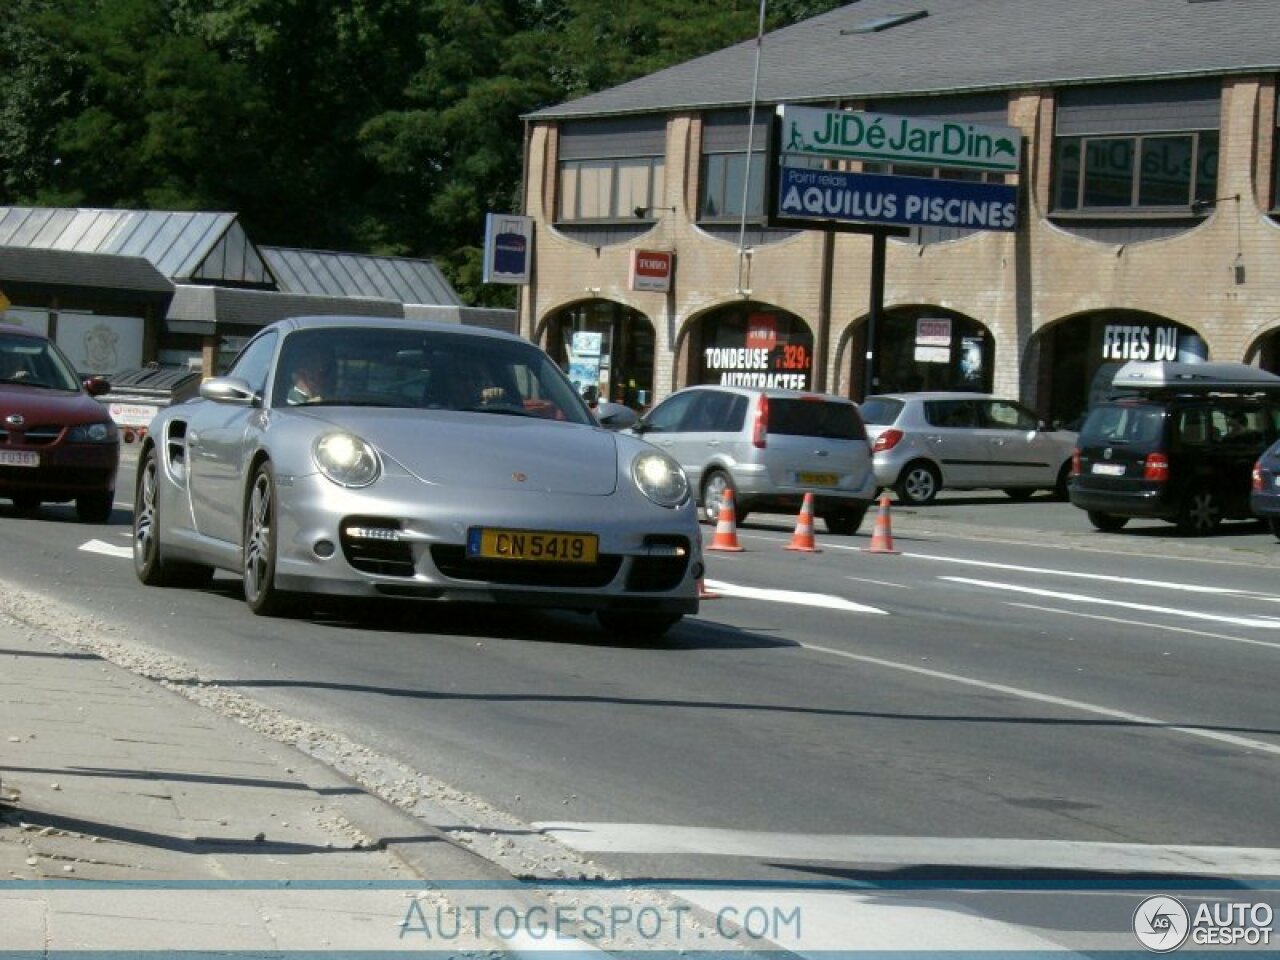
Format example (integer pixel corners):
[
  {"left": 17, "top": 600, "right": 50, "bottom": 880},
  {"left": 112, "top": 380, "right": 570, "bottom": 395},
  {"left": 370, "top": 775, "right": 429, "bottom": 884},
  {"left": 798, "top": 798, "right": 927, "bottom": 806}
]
[{"left": 3, "top": 450, "right": 1277, "bottom": 900}]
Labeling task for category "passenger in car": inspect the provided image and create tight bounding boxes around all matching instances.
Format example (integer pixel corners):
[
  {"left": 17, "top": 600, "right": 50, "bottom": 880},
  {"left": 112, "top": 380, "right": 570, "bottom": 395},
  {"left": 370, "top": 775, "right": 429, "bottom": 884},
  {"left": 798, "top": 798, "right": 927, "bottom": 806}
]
[{"left": 285, "top": 343, "right": 335, "bottom": 405}]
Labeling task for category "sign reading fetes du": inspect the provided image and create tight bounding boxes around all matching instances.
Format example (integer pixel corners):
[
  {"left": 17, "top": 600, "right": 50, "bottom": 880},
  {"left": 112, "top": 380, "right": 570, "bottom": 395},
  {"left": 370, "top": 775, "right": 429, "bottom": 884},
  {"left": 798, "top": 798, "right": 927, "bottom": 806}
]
[
  {"left": 629, "top": 250, "right": 673, "bottom": 292},
  {"left": 778, "top": 104, "right": 1021, "bottom": 173}
]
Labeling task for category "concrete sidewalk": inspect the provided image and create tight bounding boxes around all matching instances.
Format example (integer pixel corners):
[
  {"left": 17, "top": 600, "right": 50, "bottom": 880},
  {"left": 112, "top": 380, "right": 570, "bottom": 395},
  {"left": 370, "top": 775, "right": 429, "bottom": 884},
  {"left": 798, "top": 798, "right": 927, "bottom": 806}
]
[{"left": 0, "top": 608, "right": 501, "bottom": 952}]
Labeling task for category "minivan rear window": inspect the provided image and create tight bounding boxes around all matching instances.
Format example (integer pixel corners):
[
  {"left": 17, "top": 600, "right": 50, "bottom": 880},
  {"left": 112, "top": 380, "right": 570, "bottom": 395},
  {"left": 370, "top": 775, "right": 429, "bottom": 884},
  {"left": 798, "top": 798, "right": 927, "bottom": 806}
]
[
  {"left": 1080, "top": 403, "right": 1165, "bottom": 446},
  {"left": 769, "top": 399, "right": 866, "bottom": 440},
  {"left": 858, "top": 397, "right": 903, "bottom": 425}
]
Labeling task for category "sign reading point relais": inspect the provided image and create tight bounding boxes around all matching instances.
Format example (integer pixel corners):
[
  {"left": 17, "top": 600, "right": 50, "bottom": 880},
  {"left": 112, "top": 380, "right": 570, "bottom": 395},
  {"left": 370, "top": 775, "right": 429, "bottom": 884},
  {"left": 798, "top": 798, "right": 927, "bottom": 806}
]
[{"left": 779, "top": 104, "right": 1021, "bottom": 173}]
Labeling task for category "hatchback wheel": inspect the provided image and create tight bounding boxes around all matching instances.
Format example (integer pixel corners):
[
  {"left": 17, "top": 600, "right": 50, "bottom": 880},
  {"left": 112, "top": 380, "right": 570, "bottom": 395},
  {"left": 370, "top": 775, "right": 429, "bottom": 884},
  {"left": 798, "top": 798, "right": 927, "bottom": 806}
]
[
  {"left": 823, "top": 504, "right": 869, "bottom": 536},
  {"left": 1177, "top": 486, "right": 1223, "bottom": 535},
  {"left": 1003, "top": 488, "right": 1035, "bottom": 501},
  {"left": 895, "top": 461, "right": 940, "bottom": 505}
]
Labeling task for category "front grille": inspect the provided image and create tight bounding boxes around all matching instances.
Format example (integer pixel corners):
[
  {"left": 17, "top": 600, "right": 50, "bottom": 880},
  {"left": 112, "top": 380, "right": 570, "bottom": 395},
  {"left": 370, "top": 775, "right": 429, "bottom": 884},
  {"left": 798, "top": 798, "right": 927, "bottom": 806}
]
[
  {"left": 626, "top": 536, "right": 692, "bottom": 592},
  {"left": 431, "top": 545, "right": 622, "bottom": 588},
  {"left": 339, "top": 517, "right": 415, "bottom": 577},
  {"left": 0, "top": 427, "right": 62, "bottom": 447}
]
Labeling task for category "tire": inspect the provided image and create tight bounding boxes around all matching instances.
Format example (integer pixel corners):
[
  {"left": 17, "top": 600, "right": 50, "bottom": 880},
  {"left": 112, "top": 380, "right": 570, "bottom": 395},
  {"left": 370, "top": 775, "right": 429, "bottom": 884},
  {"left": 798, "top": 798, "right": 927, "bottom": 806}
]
[
  {"left": 823, "top": 503, "right": 869, "bottom": 536},
  {"left": 1053, "top": 462, "right": 1072, "bottom": 501},
  {"left": 1270, "top": 518, "right": 1280, "bottom": 541},
  {"left": 597, "top": 610, "right": 682, "bottom": 641},
  {"left": 1003, "top": 488, "right": 1036, "bottom": 501},
  {"left": 243, "top": 462, "right": 292, "bottom": 616},
  {"left": 134, "top": 448, "right": 214, "bottom": 588},
  {"left": 10, "top": 494, "right": 40, "bottom": 513},
  {"left": 895, "top": 461, "right": 940, "bottom": 505},
  {"left": 75, "top": 489, "right": 114, "bottom": 523},
  {"left": 1087, "top": 510, "right": 1129, "bottom": 532},
  {"left": 1177, "top": 486, "right": 1223, "bottom": 536},
  {"left": 700, "top": 470, "right": 737, "bottom": 524}
]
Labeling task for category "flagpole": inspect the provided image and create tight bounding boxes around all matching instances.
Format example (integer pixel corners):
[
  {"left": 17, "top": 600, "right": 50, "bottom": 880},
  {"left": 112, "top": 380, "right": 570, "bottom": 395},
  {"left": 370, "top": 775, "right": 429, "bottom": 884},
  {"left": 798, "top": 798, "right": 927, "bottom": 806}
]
[{"left": 736, "top": 0, "right": 768, "bottom": 297}]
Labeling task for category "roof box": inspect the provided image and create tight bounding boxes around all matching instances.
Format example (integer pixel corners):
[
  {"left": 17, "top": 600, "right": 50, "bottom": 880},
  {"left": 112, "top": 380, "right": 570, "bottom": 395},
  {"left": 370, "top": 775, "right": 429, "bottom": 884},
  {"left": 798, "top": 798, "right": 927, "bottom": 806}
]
[{"left": 1109, "top": 360, "right": 1280, "bottom": 395}]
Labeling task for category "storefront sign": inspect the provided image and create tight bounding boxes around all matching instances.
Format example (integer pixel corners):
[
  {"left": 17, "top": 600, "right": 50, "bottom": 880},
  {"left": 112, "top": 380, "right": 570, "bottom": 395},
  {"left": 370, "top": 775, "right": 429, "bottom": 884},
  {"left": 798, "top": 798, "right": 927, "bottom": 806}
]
[
  {"left": 629, "top": 250, "right": 673, "bottom": 292},
  {"left": 775, "top": 165, "right": 1018, "bottom": 231},
  {"left": 746, "top": 314, "right": 778, "bottom": 351},
  {"left": 778, "top": 104, "right": 1021, "bottom": 173},
  {"left": 703, "top": 321, "right": 811, "bottom": 390},
  {"left": 482, "top": 213, "right": 533, "bottom": 285},
  {"left": 1100, "top": 323, "right": 1179, "bottom": 361},
  {"left": 915, "top": 318, "right": 951, "bottom": 347}
]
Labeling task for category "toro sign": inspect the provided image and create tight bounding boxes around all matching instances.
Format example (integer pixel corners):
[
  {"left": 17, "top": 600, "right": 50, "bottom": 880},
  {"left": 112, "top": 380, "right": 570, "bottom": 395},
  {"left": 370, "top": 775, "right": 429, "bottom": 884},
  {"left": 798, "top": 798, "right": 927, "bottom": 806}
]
[
  {"left": 630, "top": 250, "right": 673, "bottom": 292},
  {"left": 778, "top": 104, "right": 1020, "bottom": 174}
]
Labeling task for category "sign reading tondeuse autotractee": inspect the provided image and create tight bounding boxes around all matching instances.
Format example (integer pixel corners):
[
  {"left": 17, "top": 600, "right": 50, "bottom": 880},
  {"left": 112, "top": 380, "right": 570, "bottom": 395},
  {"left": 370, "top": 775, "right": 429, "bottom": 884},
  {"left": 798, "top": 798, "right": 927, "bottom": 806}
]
[{"left": 772, "top": 105, "right": 1021, "bottom": 233}]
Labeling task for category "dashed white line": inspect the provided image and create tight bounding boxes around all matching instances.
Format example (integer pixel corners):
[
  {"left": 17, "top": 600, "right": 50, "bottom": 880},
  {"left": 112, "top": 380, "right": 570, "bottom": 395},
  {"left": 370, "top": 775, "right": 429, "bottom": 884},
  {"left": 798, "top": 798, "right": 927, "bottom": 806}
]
[
  {"left": 1009, "top": 601, "right": 1280, "bottom": 651},
  {"left": 702, "top": 579, "right": 887, "bottom": 615},
  {"left": 79, "top": 539, "right": 133, "bottom": 559}
]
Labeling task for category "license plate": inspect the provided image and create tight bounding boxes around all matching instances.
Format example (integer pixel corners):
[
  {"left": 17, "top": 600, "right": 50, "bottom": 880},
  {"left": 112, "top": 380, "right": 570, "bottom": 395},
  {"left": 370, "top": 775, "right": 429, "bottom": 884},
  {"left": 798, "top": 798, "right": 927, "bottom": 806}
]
[
  {"left": 0, "top": 450, "right": 38, "bottom": 468},
  {"left": 467, "top": 528, "right": 598, "bottom": 564},
  {"left": 1091, "top": 463, "right": 1125, "bottom": 476},
  {"left": 797, "top": 472, "right": 838, "bottom": 487}
]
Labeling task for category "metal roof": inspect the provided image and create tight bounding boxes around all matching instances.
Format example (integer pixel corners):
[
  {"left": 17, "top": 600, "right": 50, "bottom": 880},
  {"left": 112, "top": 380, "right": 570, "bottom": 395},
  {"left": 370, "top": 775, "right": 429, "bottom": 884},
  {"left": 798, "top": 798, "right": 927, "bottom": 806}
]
[
  {"left": 0, "top": 207, "right": 248, "bottom": 283},
  {"left": 261, "top": 247, "right": 462, "bottom": 307},
  {"left": 528, "top": 0, "right": 1280, "bottom": 120}
]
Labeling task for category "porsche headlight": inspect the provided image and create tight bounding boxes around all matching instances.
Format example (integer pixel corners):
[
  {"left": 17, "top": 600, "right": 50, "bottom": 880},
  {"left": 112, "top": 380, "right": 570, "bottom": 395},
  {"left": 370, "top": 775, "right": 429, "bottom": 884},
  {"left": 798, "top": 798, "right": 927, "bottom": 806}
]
[
  {"left": 68, "top": 421, "right": 118, "bottom": 443},
  {"left": 632, "top": 451, "right": 689, "bottom": 507},
  {"left": 314, "top": 432, "right": 380, "bottom": 487}
]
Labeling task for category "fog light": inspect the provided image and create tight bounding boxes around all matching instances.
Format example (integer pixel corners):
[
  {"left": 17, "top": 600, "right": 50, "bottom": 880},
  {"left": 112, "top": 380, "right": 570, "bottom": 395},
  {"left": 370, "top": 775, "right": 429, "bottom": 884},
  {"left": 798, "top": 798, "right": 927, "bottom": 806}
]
[
  {"left": 691, "top": 561, "right": 705, "bottom": 579},
  {"left": 314, "top": 539, "right": 335, "bottom": 558}
]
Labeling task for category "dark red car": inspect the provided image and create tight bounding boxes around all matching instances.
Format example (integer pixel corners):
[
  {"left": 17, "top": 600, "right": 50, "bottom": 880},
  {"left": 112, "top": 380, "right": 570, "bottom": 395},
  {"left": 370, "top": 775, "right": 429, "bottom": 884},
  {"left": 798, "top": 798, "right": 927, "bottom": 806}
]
[{"left": 0, "top": 323, "right": 120, "bottom": 521}]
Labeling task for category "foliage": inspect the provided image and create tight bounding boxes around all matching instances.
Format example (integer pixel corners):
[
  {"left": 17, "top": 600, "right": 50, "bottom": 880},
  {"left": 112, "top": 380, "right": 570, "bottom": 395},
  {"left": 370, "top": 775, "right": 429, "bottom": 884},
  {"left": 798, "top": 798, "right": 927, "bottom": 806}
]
[{"left": 0, "top": 0, "right": 845, "bottom": 303}]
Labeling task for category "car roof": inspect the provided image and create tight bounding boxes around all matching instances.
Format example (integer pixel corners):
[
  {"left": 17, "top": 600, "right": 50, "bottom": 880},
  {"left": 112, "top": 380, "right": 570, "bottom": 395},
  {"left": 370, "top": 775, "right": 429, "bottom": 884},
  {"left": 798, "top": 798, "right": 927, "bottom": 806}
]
[
  {"left": 865, "top": 391, "right": 996, "bottom": 402},
  {"left": 674, "top": 384, "right": 855, "bottom": 403},
  {"left": 267, "top": 314, "right": 527, "bottom": 345}
]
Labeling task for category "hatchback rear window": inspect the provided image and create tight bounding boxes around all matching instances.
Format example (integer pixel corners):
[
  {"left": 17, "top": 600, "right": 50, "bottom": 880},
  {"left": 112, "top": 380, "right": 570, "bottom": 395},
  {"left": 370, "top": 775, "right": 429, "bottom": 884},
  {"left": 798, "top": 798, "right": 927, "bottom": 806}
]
[
  {"left": 1079, "top": 404, "right": 1165, "bottom": 446},
  {"left": 858, "top": 397, "right": 903, "bottom": 425},
  {"left": 769, "top": 399, "right": 866, "bottom": 440}
]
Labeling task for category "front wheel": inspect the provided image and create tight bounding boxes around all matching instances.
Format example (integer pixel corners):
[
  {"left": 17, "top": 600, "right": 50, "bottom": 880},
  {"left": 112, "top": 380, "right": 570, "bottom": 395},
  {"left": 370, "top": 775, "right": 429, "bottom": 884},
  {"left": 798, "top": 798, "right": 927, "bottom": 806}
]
[
  {"left": 1177, "top": 486, "right": 1223, "bottom": 536},
  {"left": 597, "top": 610, "right": 682, "bottom": 641},
  {"left": 823, "top": 503, "right": 869, "bottom": 536},
  {"left": 895, "top": 461, "right": 940, "bottom": 505},
  {"left": 243, "top": 463, "right": 292, "bottom": 616},
  {"left": 1270, "top": 517, "right": 1280, "bottom": 541},
  {"left": 1087, "top": 511, "right": 1129, "bottom": 532}
]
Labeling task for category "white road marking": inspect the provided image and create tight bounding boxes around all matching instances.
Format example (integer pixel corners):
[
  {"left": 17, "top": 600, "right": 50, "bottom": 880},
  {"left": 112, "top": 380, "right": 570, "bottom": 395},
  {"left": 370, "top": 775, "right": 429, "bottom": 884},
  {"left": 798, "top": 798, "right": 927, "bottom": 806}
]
[
  {"left": 844, "top": 575, "right": 912, "bottom": 589},
  {"left": 910, "top": 552, "right": 1274, "bottom": 597},
  {"left": 535, "top": 822, "right": 1280, "bottom": 876},
  {"left": 702, "top": 579, "right": 887, "bottom": 615},
  {"left": 79, "top": 539, "right": 133, "bottom": 559},
  {"left": 1009, "top": 601, "right": 1280, "bottom": 652},
  {"left": 941, "top": 576, "right": 1280, "bottom": 630}
]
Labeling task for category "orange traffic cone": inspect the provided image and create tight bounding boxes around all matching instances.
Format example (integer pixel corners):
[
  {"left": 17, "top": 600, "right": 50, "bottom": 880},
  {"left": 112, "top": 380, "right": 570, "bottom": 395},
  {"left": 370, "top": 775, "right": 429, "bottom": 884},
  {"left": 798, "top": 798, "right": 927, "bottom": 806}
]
[
  {"left": 706, "top": 488, "right": 745, "bottom": 551},
  {"left": 864, "top": 493, "right": 900, "bottom": 554},
  {"left": 785, "top": 491, "right": 821, "bottom": 552}
]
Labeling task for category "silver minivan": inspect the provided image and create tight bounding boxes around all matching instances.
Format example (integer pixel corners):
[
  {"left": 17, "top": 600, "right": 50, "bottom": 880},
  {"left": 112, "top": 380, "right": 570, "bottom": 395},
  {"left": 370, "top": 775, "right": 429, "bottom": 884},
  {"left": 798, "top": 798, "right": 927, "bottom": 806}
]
[{"left": 630, "top": 385, "right": 877, "bottom": 534}]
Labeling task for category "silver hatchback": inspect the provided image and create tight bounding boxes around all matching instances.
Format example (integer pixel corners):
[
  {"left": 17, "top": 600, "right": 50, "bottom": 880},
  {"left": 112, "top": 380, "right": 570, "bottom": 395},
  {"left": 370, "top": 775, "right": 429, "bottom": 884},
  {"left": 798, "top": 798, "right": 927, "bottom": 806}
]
[
  {"left": 861, "top": 392, "right": 1078, "bottom": 505},
  {"left": 631, "top": 385, "right": 877, "bottom": 534}
]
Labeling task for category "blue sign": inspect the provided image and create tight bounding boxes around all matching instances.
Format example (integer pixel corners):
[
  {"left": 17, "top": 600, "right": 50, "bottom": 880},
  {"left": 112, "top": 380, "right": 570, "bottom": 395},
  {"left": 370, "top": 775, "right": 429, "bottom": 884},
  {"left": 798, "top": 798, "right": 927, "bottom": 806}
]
[
  {"left": 482, "top": 213, "right": 533, "bottom": 284},
  {"left": 775, "top": 165, "right": 1018, "bottom": 232}
]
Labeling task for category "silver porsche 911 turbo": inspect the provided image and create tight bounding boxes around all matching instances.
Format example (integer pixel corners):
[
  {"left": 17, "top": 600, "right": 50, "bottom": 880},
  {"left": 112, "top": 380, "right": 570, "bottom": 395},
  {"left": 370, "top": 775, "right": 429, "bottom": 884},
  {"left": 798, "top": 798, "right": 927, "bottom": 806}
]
[{"left": 132, "top": 316, "right": 702, "bottom": 637}]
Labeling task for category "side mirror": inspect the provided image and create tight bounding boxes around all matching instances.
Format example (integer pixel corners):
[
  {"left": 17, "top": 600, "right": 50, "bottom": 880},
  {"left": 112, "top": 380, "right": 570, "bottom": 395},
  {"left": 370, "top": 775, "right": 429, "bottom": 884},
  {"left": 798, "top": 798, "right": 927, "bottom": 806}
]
[
  {"left": 83, "top": 377, "right": 111, "bottom": 397},
  {"left": 199, "top": 376, "right": 258, "bottom": 406},
  {"left": 630, "top": 418, "right": 651, "bottom": 435}
]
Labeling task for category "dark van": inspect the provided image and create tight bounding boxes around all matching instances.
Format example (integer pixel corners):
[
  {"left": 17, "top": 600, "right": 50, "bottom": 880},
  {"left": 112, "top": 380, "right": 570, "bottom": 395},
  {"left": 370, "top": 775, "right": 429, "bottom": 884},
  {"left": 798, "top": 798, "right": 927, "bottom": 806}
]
[{"left": 1068, "top": 361, "right": 1280, "bottom": 534}]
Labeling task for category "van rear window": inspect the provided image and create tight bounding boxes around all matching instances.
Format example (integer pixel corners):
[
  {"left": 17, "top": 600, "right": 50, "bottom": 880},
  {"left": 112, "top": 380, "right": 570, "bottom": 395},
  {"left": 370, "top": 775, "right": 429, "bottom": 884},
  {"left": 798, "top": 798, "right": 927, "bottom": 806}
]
[
  {"left": 769, "top": 399, "right": 866, "bottom": 440},
  {"left": 1080, "top": 404, "right": 1165, "bottom": 445}
]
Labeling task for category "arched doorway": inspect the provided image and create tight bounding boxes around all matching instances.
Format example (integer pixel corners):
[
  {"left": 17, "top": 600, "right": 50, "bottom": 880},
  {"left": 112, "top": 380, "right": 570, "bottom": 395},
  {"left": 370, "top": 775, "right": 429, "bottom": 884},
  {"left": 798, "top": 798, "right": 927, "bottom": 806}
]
[
  {"left": 838, "top": 306, "right": 994, "bottom": 399},
  {"left": 686, "top": 302, "right": 815, "bottom": 390},
  {"left": 1032, "top": 310, "right": 1206, "bottom": 429},
  {"left": 1244, "top": 323, "right": 1280, "bottom": 372},
  {"left": 544, "top": 300, "right": 656, "bottom": 409}
]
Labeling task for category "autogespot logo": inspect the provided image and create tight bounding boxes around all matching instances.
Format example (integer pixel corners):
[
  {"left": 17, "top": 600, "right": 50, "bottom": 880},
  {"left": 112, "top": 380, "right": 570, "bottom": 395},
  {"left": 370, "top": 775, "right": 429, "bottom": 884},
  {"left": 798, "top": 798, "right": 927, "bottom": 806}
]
[{"left": 1133, "top": 896, "right": 1191, "bottom": 952}]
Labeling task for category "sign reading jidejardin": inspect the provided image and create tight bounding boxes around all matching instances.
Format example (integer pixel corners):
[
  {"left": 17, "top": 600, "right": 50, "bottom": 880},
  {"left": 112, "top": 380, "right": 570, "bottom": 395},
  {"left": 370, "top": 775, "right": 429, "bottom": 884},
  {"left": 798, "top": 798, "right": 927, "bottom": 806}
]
[{"left": 778, "top": 104, "right": 1021, "bottom": 173}]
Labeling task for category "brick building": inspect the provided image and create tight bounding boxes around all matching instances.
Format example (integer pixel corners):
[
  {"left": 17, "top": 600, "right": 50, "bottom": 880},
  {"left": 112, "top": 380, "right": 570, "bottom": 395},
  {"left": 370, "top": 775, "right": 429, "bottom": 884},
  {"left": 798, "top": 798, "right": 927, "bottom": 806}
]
[{"left": 518, "top": 0, "right": 1280, "bottom": 425}]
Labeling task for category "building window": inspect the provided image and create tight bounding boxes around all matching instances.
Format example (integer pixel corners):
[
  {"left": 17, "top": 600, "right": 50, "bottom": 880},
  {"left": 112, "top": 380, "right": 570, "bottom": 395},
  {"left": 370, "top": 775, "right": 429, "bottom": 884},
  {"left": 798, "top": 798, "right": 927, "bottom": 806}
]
[
  {"left": 1053, "top": 131, "right": 1218, "bottom": 210},
  {"left": 700, "top": 151, "right": 766, "bottom": 220},
  {"left": 559, "top": 157, "right": 665, "bottom": 222},
  {"left": 861, "top": 162, "right": 1007, "bottom": 184}
]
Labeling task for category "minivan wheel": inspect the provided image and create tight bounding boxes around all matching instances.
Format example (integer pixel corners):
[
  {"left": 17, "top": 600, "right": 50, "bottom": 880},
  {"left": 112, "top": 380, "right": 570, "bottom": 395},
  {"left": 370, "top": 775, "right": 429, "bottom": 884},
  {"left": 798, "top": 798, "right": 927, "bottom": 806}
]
[
  {"left": 895, "top": 461, "right": 940, "bottom": 505},
  {"left": 700, "top": 470, "right": 737, "bottom": 524},
  {"left": 1087, "top": 511, "right": 1129, "bottom": 532},
  {"left": 824, "top": 504, "right": 869, "bottom": 536},
  {"left": 1177, "top": 486, "right": 1223, "bottom": 536}
]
